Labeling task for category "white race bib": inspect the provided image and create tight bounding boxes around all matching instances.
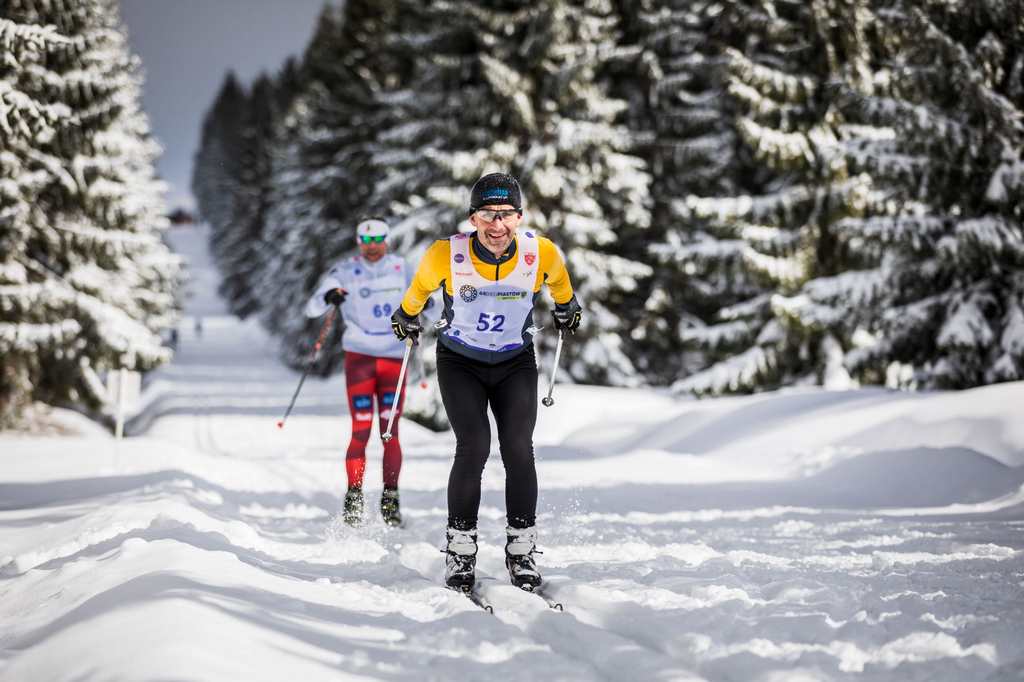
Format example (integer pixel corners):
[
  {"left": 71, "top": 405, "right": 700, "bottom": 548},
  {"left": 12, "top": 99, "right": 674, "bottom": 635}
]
[
  {"left": 343, "top": 255, "right": 407, "bottom": 357},
  {"left": 444, "top": 232, "right": 538, "bottom": 353}
]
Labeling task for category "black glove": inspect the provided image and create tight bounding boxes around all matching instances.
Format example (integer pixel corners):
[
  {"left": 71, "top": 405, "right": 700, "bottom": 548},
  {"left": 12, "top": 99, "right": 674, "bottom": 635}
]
[
  {"left": 324, "top": 288, "right": 347, "bottom": 306},
  {"left": 390, "top": 307, "right": 422, "bottom": 345},
  {"left": 552, "top": 296, "right": 582, "bottom": 333}
]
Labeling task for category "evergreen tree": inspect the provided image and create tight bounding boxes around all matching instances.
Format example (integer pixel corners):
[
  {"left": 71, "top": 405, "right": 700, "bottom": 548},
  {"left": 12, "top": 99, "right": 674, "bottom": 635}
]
[
  {"left": 192, "top": 71, "right": 245, "bottom": 295},
  {"left": 614, "top": 1, "right": 770, "bottom": 384},
  {"left": 0, "top": 0, "right": 180, "bottom": 427},
  {"left": 817, "top": 0, "right": 1024, "bottom": 388},
  {"left": 211, "top": 73, "right": 283, "bottom": 319},
  {"left": 672, "top": 0, "right": 880, "bottom": 394},
  {"left": 195, "top": 64, "right": 299, "bottom": 321},
  {"left": 0, "top": 15, "right": 72, "bottom": 425},
  {"left": 256, "top": 0, "right": 412, "bottom": 372},
  {"left": 668, "top": 0, "right": 1023, "bottom": 394}
]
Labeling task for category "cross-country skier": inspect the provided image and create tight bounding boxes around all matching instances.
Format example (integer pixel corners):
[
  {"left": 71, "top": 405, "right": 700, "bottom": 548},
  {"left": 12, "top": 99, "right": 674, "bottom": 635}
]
[
  {"left": 306, "top": 217, "right": 412, "bottom": 527},
  {"left": 390, "top": 173, "right": 582, "bottom": 590}
]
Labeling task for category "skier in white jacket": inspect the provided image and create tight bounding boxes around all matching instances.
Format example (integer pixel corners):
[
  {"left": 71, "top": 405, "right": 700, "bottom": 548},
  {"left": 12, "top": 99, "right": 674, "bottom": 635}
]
[{"left": 305, "top": 217, "right": 411, "bottom": 527}]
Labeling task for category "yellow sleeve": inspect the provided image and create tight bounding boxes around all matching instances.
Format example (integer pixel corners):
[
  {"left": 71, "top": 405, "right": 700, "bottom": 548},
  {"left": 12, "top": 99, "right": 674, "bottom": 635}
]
[
  {"left": 401, "top": 240, "right": 450, "bottom": 315},
  {"left": 538, "top": 237, "right": 574, "bottom": 304}
]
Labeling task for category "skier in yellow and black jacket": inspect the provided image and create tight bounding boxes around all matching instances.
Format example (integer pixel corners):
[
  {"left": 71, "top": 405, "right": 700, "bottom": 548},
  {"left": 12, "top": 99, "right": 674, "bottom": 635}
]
[{"left": 390, "top": 172, "right": 582, "bottom": 592}]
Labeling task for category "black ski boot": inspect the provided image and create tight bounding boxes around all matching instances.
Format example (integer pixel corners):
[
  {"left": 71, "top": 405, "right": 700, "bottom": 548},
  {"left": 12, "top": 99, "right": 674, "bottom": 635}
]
[
  {"left": 505, "top": 526, "right": 541, "bottom": 590},
  {"left": 444, "top": 528, "right": 478, "bottom": 590},
  {"left": 342, "top": 486, "right": 364, "bottom": 526},
  {"left": 380, "top": 488, "right": 402, "bottom": 527}
]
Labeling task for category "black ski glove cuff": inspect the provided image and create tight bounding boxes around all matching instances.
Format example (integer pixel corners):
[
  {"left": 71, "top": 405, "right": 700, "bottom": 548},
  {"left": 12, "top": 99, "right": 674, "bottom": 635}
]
[{"left": 552, "top": 295, "right": 582, "bottom": 333}]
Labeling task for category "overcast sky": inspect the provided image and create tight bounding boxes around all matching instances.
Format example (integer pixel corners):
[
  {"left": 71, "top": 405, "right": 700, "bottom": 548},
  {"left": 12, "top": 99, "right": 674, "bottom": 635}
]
[{"left": 120, "top": 0, "right": 333, "bottom": 211}]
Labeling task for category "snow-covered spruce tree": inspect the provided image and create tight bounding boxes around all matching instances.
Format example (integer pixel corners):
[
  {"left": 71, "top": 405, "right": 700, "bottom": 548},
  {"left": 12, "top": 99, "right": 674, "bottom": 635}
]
[
  {"left": 369, "top": 0, "right": 653, "bottom": 386},
  {"left": 0, "top": 16, "right": 72, "bottom": 426},
  {"left": 817, "top": 0, "right": 1024, "bottom": 388},
  {"left": 0, "top": 0, "right": 180, "bottom": 427},
  {"left": 192, "top": 71, "right": 245, "bottom": 289},
  {"left": 255, "top": 0, "right": 413, "bottom": 373},
  {"left": 671, "top": 0, "right": 884, "bottom": 395},
  {"left": 209, "top": 73, "right": 288, "bottom": 319},
  {"left": 611, "top": 0, "right": 774, "bottom": 385}
]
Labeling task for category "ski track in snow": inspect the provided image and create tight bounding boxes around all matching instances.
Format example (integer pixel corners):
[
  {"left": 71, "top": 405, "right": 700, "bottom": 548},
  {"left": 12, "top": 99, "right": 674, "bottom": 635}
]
[{"left": 2, "top": 227, "right": 1024, "bottom": 681}]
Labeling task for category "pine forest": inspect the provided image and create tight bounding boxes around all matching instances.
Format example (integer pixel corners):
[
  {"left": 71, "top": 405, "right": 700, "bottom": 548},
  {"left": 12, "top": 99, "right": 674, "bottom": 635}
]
[{"left": 3, "top": 0, "right": 1023, "bottom": 428}]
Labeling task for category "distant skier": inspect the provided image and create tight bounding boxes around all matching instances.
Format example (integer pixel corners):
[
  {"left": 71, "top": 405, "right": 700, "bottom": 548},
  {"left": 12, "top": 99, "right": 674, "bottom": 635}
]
[
  {"left": 306, "top": 217, "right": 412, "bottom": 527},
  {"left": 390, "top": 173, "right": 582, "bottom": 590}
]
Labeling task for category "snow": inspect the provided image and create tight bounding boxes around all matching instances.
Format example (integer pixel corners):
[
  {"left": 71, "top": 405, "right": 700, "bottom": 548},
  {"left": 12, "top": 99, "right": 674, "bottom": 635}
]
[
  {"left": 937, "top": 297, "right": 995, "bottom": 350},
  {"left": 2, "top": 225, "right": 1024, "bottom": 680}
]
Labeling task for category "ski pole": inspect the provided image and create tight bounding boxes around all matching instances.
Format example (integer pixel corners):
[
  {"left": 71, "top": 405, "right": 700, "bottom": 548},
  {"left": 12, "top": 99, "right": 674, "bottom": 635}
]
[
  {"left": 277, "top": 306, "right": 338, "bottom": 429},
  {"left": 382, "top": 337, "right": 414, "bottom": 442},
  {"left": 542, "top": 329, "right": 564, "bottom": 407}
]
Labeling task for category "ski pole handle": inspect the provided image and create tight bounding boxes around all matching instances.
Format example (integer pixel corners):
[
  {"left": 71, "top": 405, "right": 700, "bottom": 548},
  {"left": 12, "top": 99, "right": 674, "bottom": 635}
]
[
  {"left": 277, "top": 306, "right": 338, "bottom": 429},
  {"left": 542, "top": 329, "right": 564, "bottom": 407},
  {"left": 382, "top": 337, "right": 414, "bottom": 442}
]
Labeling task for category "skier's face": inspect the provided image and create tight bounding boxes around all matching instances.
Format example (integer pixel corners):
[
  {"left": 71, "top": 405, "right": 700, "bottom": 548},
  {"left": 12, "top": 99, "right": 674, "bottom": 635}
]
[
  {"left": 471, "top": 204, "right": 521, "bottom": 256},
  {"left": 359, "top": 238, "right": 387, "bottom": 262}
]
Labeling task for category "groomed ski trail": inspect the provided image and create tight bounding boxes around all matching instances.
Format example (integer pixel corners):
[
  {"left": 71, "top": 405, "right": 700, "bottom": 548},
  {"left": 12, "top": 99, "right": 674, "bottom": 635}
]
[{"left": 2, "top": 225, "right": 1023, "bottom": 681}]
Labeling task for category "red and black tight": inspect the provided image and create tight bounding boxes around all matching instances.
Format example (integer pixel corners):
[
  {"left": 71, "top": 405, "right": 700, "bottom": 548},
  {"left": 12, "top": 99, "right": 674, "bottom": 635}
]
[{"left": 344, "top": 351, "right": 405, "bottom": 489}]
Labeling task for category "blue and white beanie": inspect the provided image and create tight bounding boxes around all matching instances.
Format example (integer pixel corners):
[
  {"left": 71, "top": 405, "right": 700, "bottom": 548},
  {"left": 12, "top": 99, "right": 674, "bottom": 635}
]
[{"left": 469, "top": 173, "right": 522, "bottom": 214}]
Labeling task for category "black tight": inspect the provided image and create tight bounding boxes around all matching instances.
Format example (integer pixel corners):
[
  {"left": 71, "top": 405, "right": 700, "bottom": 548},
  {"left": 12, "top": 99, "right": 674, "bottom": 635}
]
[{"left": 436, "top": 344, "right": 538, "bottom": 530}]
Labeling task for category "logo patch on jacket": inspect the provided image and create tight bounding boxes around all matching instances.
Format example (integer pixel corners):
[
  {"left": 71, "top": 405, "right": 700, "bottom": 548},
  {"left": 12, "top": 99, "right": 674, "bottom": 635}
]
[{"left": 482, "top": 188, "right": 509, "bottom": 201}]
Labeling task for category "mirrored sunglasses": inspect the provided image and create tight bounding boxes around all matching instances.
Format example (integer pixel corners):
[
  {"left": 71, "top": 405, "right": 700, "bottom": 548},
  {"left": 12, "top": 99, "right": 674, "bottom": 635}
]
[
  {"left": 359, "top": 235, "right": 386, "bottom": 244},
  {"left": 475, "top": 209, "right": 521, "bottom": 223}
]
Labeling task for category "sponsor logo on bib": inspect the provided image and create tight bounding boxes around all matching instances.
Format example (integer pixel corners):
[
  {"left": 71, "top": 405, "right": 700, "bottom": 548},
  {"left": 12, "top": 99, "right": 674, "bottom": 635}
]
[
  {"left": 477, "top": 290, "right": 527, "bottom": 300},
  {"left": 524, "top": 253, "right": 536, "bottom": 265},
  {"left": 454, "top": 253, "right": 465, "bottom": 264},
  {"left": 360, "top": 287, "right": 372, "bottom": 298},
  {"left": 459, "top": 284, "right": 478, "bottom": 303}
]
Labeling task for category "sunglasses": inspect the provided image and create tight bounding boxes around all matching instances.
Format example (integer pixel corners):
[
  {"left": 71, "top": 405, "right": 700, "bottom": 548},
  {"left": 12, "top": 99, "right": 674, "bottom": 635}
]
[
  {"left": 475, "top": 209, "right": 521, "bottom": 223},
  {"left": 359, "top": 235, "right": 386, "bottom": 244}
]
